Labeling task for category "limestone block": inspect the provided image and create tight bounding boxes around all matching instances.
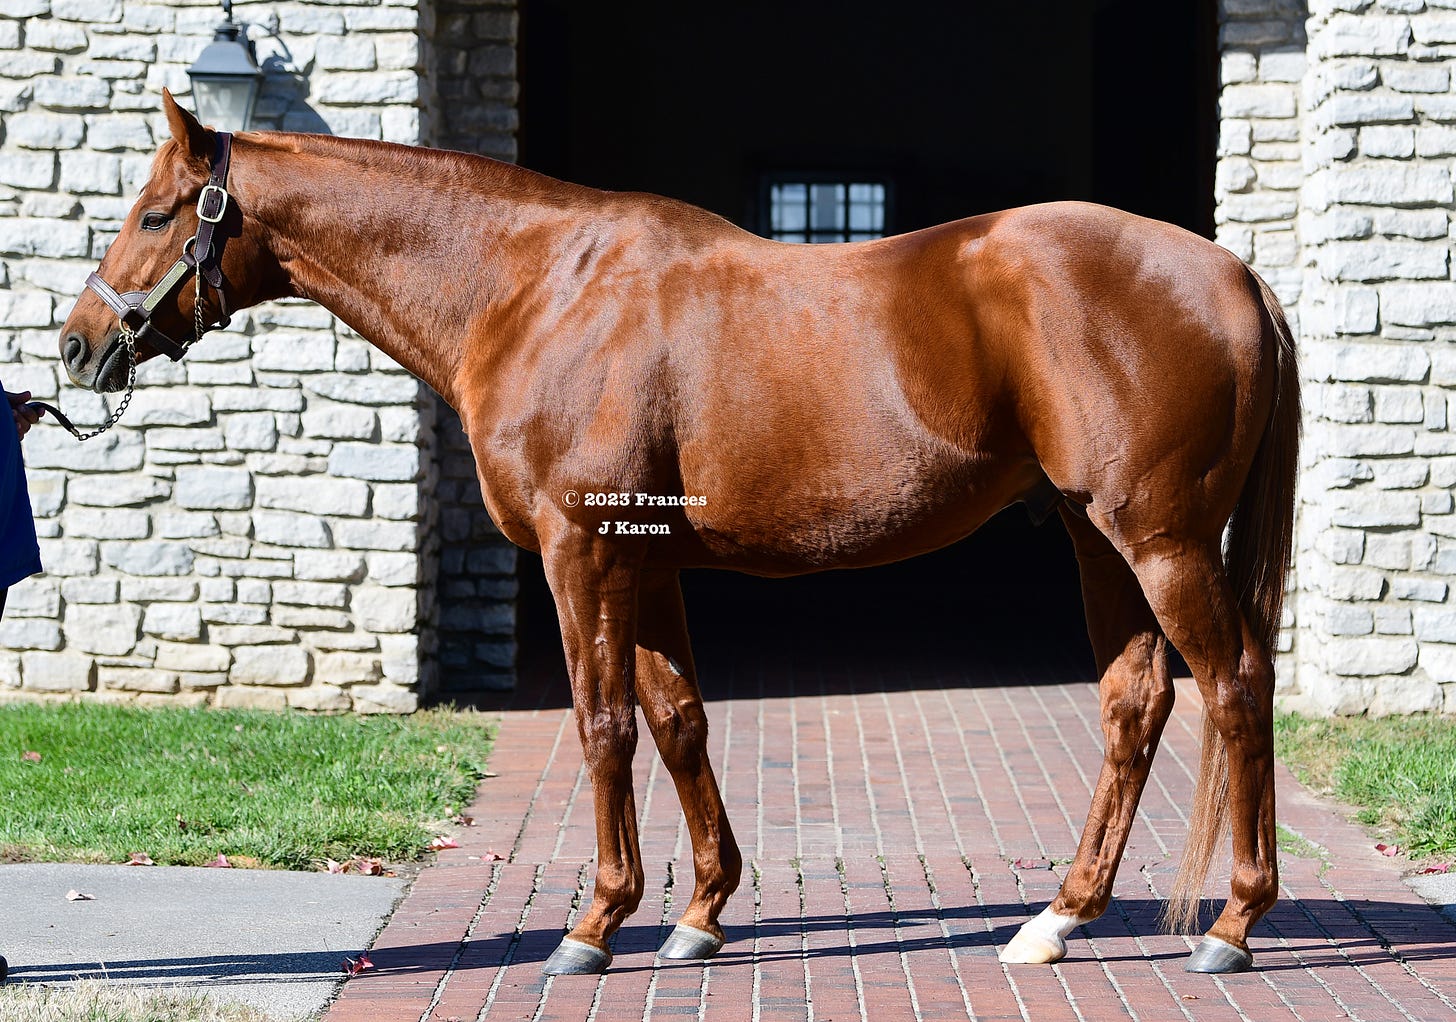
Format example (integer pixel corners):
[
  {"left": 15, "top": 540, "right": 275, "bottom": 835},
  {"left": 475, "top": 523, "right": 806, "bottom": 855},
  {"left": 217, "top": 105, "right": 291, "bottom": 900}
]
[
  {"left": 61, "top": 577, "right": 116, "bottom": 603},
  {"left": 201, "top": 603, "right": 267, "bottom": 626},
  {"left": 230, "top": 645, "right": 310, "bottom": 686},
  {"left": 0, "top": 617, "right": 61, "bottom": 650},
  {"left": 466, "top": 545, "right": 516, "bottom": 574},
  {"left": 1360, "top": 125, "right": 1415, "bottom": 157},
  {"left": 99, "top": 667, "right": 178, "bottom": 693},
  {"left": 378, "top": 408, "right": 423, "bottom": 443},
  {"left": 142, "top": 604, "right": 203, "bottom": 641},
  {"left": 0, "top": 153, "right": 57, "bottom": 190},
  {"left": 66, "top": 603, "right": 139, "bottom": 655},
  {"left": 64, "top": 507, "right": 150, "bottom": 539},
  {"left": 253, "top": 476, "right": 367, "bottom": 517},
  {"left": 6, "top": 112, "right": 85, "bottom": 149},
  {"left": 255, "top": 333, "right": 336, "bottom": 373},
  {"left": 272, "top": 580, "right": 349, "bottom": 608},
  {"left": 366, "top": 551, "right": 418, "bottom": 586},
  {"left": 1371, "top": 208, "right": 1448, "bottom": 239},
  {"left": 24, "top": 19, "right": 86, "bottom": 50},
  {"left": 1325, "top": 342, "right": 1430, "bottom": 383},
  {"left": 293, "top": 550, "right": 367, "bottom": 582},
  {"left": 345, "top": 7, "right": 417, "bottom": 31},
  {"left": 330, "top": 519, "right": 416, "bottom": 551},
  {"left": 301, "top": 405, "right": 376, "bottom": 441},
  {"left": 214, "top": 685, "right": 289, "bottom": 710},
  {"left": 317, "top": 35, "right": 376, "bottom": 71},
  {"left": 1382, "top": 282, "right": 1456, "bottom": 325},
  {"left": 223, "top": 413, "right": 278, "bottom": 452},
  {"left": 312, "top": 71, "right": 418, "bottom": 106},
  {"left": 1221, "top": 83, "right": 1297, "bottom": 119},
  {"left": 68, "top": 474, "right": 169, "bottom": 507},
  {"left": 327, "top": 442, "right": 420, "bottom": 482},
  {"left": 4, "top": 577, "right": 59, "bottom": 617},
  {"left": 85, "top": 35, "right": 155, "bottom": 61},
  {"left": 1393, "top": 577, "right": 1448, "bottom": 601},
  {"left": 100, "top": 540, "right": 194, "bottom": 576},
  {"left": 253, "top": 509, "right": 331, "bottom": 548},
  {"left": 287, "top": 686, "right": 352, "bottom": 712},
  {"left": 1328, "top": 636, "right": 1419, "bottom": 676},
  {"left": 1327, "top": 603, "right": 1374, "bottom": 635},
  {"left": 273, "top": 606, "right": 351, "bottom": 629},
  {"left": 34, "top": 75, "right": 111, "bottom": 110},
  {"left": 1219, "top": 119, "right": 1253, "bottom": 157},
  {"left": 148, "top": 428, "right": 224, "bottom": 452},
  {"left": 1416, "top": 125, "right": 1456, "bottom": 155},
  {"left": 1368, "top": 676, "right": 1442, "bottom": 714},
  {"left": 1420, "top": 642, "right": 1456, "bottom": 680},
  {"left": 1322, "top": 94, "right": 1416, "bottom": 127},
  {"left": 21, "top": 651, "right": 95, "bottom": 691},
  {"left": 175, "top": 467, "right": 254, "bottom": 510},
  {"left": 1215, "top": 192, "right": 1299, "bottom": 223},
  {"left": 1373, "top": 387, "right": 1425, "bottom": 423},
  {"left": 0, "top": 218, "right": 90, "bottom": 258},
  {"left": 1371, "top": 459, "right": 1429, "bottom": 488},
  {"left": 440, "top": 602, "right": 514, "bottom": 634},
  {"left": 314, "top": 652, "right": 383, "bottom": 685},
  {"left": 350, "top": 683, "right": 418, "bottom": 714},
  {"left": 0, "top": 51, "right": 60, "bottom": 77},
  {"left": 236, "top": 580, "right": 272, "bottom": 603},
  {"left": 120, "top": 578, "right": 197, "bottom": 602},
  {"left": 304, "top": 374, "right": 421, "bottom": 406},
  {"left": 1414, "top": 606, "right": 1456, "bottom": 641},
  {"left": 1323, "top": 240, "right": 1447, "bottom": 281},
  {"left": 353, "top": 586, "right": 416, "bottom": 632},
  {"left": 154, "top": 642, "right": 230, "bottom": 672},
  {"left": 1317, "top": 13, "right": 1412, "bottom": 55},
  {"left": 37, "top": 538, "right": 98, "bottom": 576}
]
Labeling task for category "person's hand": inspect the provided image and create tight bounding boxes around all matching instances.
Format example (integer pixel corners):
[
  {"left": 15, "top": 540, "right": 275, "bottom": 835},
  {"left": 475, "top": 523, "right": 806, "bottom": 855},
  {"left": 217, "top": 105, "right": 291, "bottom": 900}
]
[{"left": 6, "top": 391, "right": 43, "bottom": 440}]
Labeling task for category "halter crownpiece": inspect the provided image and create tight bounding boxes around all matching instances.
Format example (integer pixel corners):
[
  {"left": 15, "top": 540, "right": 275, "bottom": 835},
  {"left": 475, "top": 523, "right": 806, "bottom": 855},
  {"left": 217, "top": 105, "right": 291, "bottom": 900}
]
[{"left": 60, "top": 132, "right": 234, "bottom": 441}]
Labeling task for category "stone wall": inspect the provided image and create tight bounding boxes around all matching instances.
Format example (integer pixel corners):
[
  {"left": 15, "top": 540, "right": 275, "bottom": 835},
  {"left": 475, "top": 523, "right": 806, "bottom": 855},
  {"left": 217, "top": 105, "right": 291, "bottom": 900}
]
[
  {"left": 1220, "top": 0, "right": 1456, "bottom": 715},
  {"left": 0, "top": 0, "right": 520, "bottom": 710}
]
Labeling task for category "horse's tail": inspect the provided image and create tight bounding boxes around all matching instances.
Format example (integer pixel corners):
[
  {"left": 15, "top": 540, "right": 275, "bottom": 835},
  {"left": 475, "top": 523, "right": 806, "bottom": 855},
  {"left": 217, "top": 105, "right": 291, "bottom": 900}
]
[{"left": 1165, "top": 266, "right": 1300, "bottom": 935}]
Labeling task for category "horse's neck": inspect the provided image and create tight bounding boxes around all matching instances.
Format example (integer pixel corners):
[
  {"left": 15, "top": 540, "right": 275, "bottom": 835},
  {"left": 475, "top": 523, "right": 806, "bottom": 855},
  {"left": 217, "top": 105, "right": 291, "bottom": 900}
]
[{"left": 240, "top": 133, "right": 574, "bottom": 405}]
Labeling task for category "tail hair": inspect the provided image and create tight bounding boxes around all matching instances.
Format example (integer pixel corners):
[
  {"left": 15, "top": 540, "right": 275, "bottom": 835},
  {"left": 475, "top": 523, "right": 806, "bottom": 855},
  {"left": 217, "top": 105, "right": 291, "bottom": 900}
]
[{"left": 1163, "top": 267, "right": 1300, "bottom": 935}]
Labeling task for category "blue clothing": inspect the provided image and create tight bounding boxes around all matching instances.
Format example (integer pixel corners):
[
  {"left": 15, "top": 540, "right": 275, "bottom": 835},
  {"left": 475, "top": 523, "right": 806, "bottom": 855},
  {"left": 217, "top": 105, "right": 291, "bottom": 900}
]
[{"left": 0, "top": 385, "right": 41, "bottom": 590}]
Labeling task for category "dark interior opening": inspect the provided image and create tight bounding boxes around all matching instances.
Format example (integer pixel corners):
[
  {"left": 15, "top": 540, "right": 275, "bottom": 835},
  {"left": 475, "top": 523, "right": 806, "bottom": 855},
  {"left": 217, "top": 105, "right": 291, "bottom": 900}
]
[{"left": 513, "top": 0, "right": 1216, "bottom": 692}]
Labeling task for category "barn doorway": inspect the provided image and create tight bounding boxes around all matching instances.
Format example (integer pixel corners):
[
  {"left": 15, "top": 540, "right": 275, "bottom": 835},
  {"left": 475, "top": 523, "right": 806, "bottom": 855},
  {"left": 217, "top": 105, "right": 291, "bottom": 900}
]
[{"left": 513, "top": 0, "right": 1216, "bottom": 692}]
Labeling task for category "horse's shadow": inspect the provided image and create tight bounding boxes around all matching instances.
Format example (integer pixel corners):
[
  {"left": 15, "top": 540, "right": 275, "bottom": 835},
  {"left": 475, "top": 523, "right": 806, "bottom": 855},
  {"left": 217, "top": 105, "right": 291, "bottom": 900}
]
[{"left": 10, "top": 897, "right": 1453, "bottom": 987}]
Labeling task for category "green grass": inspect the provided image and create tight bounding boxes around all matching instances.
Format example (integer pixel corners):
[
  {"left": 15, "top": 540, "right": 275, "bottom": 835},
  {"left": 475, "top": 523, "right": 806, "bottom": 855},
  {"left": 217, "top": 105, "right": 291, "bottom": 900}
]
[
  {"left": 0, "top": 704, "right": 493, "bottom": 870},
  {"left": 0, "top": 980, "right": 296, "bottom": 1022},
  {"left": 1275, "top": 711, "right": 1456, "bottom": 859}
]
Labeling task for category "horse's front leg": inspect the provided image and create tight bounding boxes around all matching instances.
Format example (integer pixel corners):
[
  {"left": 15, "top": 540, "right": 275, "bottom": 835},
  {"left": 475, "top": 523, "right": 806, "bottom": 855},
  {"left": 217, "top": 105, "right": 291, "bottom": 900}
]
[
  {"left": 539, "top": 521, "right": 648, "bottom": 976},
  {"left": 634, "top": 570, "right": 742, "bottom": 960}
]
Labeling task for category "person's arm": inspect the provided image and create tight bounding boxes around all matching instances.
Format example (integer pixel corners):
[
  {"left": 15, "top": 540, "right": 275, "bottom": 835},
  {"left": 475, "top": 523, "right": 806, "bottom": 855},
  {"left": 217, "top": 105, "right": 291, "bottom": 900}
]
[{"left": 6, "top": 391, "right": 43, "bottom": 440}]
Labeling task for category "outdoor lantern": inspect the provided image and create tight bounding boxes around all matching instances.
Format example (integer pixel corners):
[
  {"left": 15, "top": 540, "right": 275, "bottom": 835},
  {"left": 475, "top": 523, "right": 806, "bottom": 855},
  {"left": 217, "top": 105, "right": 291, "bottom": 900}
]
[{"left": 187, "top": 0, "right": 263, "bottom": 131}]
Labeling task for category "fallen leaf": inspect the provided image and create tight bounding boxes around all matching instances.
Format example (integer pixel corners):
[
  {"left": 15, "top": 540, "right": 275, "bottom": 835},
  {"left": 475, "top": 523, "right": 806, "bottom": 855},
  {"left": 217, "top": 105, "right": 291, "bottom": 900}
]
[
  {"left": 1376, "top": 843, "right": 1401, "bottom": 857},
  {"left": 65, "top": 889, "right": 94, "bottom": 902},
  {"left": 481, "top": 849, "right": 505, "bottom": 862},
  {"left": 176, "top": 815, "right": 189, "bottom": 832},
  {"left": 205, "top": 853, "right": 232, "bottom": 869},
  {"left": 450, "top": 813, "right": 476, "bottom": 827},
  {"left": 21, "top": 750, "right": 41, "bottom": 763},
  {"left": 1181, "top": 994, "right": 1199, "bottom": 1001},
  {"left": 124, "top": 852, "right": 155, "bottom": 866},
  {"left": 353, "top": 857, "right": 384, "bottom": 876},
  {"left": 1418, "top": 862, "right": 1451, "bottom": 875},
  {"left": 1011, "top": 857, "right": 1050, "bottom": 869},
  {"left": 326, "top": 858, "right": 348, "bottom": 874},
  {"left": 429, "top": 836, "right": 460, "bottom": 851},
  {"left": 342, "top": 953, "right": 375, "bottom": 977}
]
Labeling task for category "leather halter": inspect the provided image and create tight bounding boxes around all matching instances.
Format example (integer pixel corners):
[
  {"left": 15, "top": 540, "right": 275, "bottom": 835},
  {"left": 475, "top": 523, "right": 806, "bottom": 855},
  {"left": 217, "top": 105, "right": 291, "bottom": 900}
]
[{"left": 85, "top": 131, "right": 235, "bottom": 361}]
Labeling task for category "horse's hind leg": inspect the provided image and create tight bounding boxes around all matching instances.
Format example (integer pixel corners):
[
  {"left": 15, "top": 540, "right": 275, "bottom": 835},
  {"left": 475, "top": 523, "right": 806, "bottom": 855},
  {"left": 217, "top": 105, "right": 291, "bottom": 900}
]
[
  {"left": 538, "top": 522, "right": 649, "bottom": 976},
  {"left": 1000, "top": 508, "right": 1174, "bottom": 965},
  {"left": 635, "top": 570, "right": 742, "bottom": 959},
  {"left": 1126, "top": 538, "right": 1277, "bottom": 973}
]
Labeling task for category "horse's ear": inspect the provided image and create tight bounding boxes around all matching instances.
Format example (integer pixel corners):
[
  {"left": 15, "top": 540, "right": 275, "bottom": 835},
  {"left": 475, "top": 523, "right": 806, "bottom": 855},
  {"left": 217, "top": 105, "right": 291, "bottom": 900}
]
[{"left": 162, "top": 88, "right": 213, "bottom": 163}]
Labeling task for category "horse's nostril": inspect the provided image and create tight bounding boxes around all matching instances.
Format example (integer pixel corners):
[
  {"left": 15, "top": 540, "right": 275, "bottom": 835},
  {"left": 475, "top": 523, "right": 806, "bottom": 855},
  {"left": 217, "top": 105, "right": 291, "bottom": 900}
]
[{"left": 63, "top": 334, "right": 88, "bottom": 373}]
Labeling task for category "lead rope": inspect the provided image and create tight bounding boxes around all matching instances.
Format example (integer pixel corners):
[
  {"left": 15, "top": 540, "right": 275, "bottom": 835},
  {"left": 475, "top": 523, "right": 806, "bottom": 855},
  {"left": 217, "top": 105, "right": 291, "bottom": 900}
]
[{"left": 32, "top": 324, "right": 139, "bottom": 442}]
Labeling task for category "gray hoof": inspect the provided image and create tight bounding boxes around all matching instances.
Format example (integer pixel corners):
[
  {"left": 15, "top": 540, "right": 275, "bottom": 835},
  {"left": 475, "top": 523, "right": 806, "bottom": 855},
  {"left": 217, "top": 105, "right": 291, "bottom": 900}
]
[
  {"left": 542, "top": 937, "right": 612, "bottom": 975},
  {"left": 1185, "top": 935, "right": 1253, "bottom": 974},
  {"left": 658, "top": 923, "right": 724, "bottom": 960}
]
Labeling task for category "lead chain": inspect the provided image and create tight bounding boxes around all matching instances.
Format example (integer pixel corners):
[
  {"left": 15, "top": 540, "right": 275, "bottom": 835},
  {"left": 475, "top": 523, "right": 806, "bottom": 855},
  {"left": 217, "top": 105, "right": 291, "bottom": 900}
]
[{"left": 66, "top": 324, "right": 138, "bottom": 442}]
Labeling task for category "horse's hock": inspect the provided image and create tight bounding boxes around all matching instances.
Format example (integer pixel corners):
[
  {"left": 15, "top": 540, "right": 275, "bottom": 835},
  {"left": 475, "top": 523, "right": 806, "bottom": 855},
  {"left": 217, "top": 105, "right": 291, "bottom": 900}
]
[{"left": 0, "top": 0, "right": 1453, "bottom": 719}]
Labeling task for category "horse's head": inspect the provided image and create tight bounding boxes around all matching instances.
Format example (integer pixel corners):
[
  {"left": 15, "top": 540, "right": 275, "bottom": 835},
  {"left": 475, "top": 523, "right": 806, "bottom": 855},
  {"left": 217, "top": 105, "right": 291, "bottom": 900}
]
[{"left": 59, "top": 90, "right": 279, "bottom": 392}]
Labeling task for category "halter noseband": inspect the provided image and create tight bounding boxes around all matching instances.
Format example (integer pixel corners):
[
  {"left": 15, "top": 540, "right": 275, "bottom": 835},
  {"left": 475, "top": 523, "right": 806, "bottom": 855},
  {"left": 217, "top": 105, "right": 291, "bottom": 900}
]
[{"left": 85, "top": 131, "right": 235, "bottom": 362}]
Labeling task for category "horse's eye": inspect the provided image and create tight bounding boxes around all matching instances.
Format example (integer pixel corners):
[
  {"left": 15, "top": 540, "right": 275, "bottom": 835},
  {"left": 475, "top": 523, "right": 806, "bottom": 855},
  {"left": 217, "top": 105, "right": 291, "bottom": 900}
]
[{"left": 141, "top": 212, "right": 169, "bottom": 231}]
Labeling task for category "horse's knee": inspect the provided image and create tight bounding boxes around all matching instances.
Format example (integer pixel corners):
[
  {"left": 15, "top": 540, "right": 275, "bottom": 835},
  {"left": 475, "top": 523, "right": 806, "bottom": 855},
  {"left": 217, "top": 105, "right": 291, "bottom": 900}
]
[{"left": 645, "top": 698, "right": 708, "bottom": 767}]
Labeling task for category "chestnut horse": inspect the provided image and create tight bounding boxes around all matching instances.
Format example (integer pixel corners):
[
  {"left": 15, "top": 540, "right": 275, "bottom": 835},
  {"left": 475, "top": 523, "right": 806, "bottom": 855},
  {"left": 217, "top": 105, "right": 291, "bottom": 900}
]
[{"left": 59, "top": 93, "right": 1298, "bottom": 976}]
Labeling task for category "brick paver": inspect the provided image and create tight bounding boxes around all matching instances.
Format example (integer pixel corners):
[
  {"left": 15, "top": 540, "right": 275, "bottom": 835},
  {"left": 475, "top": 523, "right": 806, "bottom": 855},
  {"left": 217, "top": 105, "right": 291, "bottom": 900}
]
[{"left": 326, "top": 657, "right": 1456, "bottom": 1022}]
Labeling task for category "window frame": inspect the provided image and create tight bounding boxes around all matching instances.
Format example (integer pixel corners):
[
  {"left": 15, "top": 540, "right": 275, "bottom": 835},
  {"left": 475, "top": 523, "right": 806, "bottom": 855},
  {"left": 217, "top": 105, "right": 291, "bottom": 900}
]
[{"left": 757, "top": 172, "right": 895, "bottom": 244}]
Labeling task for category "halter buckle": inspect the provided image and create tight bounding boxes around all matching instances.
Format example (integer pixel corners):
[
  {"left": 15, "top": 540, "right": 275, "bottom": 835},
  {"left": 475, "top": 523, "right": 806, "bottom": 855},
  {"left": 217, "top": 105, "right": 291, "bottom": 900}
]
[{"left": 197, "top": 184, "right": 228, "bottom": 224}]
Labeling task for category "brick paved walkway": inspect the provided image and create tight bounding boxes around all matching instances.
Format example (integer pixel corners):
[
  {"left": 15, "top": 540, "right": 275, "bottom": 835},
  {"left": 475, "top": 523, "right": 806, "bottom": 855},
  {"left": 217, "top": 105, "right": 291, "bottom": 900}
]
[{"left": 327, "top": 656, "right": 1456, "bottom": 1022}]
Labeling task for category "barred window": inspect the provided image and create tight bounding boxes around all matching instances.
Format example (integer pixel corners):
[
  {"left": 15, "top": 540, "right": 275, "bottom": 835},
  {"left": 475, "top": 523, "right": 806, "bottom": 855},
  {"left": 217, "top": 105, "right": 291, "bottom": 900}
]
[{"left": 765, "top": 179, "right": 889, "bottom": 243}]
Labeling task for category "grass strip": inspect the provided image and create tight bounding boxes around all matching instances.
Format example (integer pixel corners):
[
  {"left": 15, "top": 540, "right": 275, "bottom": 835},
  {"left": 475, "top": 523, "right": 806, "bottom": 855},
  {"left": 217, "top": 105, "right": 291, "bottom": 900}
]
[
  {"left": 0, "top": 979, "right": 296, "bottom": 1022},
  {"left": 1274, "top": 711, "right": 1456, "bottom": 859},
  {"left": 0, "top": 704, "right": 492, "bottom": 870}
]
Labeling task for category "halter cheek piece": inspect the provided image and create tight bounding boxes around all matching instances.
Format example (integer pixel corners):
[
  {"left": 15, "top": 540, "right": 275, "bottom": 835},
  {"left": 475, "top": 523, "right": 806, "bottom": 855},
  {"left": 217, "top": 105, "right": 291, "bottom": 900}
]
[
  {"left": 85, "top": 131, "right": 235, "bottom": 361},
  {"left": 42, "top": 132, "right": 235, "bottom": 440}
]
